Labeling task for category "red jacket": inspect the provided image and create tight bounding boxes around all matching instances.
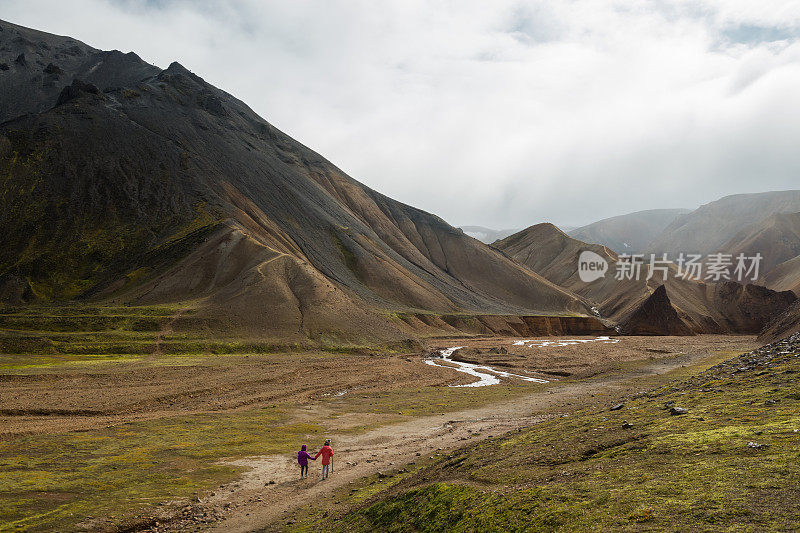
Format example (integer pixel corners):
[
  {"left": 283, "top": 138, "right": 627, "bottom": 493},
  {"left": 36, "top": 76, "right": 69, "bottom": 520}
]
[{"left": 315, "top": 445, "right": 334, "bottom": 465}]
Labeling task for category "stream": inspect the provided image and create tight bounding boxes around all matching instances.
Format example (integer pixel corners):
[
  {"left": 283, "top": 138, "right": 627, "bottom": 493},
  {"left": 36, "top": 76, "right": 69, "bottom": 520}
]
[{"left": 425, "top": 346, "right": 550, "bottom": 388}]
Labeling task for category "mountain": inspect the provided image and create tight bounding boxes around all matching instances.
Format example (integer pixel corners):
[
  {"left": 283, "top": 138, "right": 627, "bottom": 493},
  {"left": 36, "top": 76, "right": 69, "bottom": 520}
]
[
  {"left": 718, "top": 212, "right": 800, "bottom": 275},
  {"left": 759, "top": 300, "right": 800, "bottom": 342},
  {"left": 0, "top": 19, "right": 591, "bottom": 341},
  {"left": 458, "top": 226, "right": 521, "bottom": 244},
  {"left": 495, "top": 223, "right": 797, "bottom": 334},
  {"left": 494, "top": 223, "right": 616, "bottom": 287},
  {"left": 765, "top": 255, "right": 800, "bottom": 297},
  {"left": 617, "top": 285, "right": 694, "bottom": 336},
  {"left": 647, "top": 191, "right": 800, "bottom": 255},
  {"left": 568, "top": 208, "right": 690, "bottom": 254}
]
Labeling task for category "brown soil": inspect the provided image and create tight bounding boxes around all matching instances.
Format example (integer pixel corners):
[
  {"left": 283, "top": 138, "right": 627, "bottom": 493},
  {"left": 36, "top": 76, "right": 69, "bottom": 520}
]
[{"left": 0, "top": 352, "right": 451, "bottom": 438}]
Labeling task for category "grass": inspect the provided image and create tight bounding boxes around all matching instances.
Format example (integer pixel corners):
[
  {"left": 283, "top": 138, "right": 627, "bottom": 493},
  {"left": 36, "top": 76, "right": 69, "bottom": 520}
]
[
  {"left": 0, "top": 408, "right": 324, "bottom": 532},
  {"left": 325, "top": 382, "right": 546, "bottom": 418},
  {"left": 0, "top": 304, "right": 414, "bottom": 371},
  {"left": 298, "top": 345, "right": 800, "bottom": 532}
]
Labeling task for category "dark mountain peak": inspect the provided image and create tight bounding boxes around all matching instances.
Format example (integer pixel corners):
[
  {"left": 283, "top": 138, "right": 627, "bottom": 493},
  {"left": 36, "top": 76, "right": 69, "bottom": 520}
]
[
  {"left": 166, "top": 60, "right": 190, "bottom": 73},
  {"left": 619, "top": 285, "right": 694, "bottom": 336},
  {"left": 156, "top": 61, "right": 208, "bottom": 93}
]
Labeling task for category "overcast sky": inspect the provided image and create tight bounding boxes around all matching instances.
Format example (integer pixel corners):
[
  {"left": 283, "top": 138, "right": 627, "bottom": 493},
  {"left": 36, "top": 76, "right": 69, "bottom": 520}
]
[{"left": 3, "top": 1, "right": 800, "bottom": 228}]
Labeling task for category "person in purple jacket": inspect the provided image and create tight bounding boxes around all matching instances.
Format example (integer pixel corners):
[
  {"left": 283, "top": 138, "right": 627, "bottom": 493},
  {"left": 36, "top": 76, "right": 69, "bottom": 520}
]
[{"left": 297, "top": 444, "right": 315, "bottom": 478}]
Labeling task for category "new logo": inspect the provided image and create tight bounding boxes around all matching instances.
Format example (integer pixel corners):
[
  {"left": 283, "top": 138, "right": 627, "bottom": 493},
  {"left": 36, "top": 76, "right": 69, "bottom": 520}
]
[{"left": 578, "top": 250, "right": 608, "bottom": 283}]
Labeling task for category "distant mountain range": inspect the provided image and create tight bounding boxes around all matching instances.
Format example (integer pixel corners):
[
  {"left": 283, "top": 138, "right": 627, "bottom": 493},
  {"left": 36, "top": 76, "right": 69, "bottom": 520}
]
[
  {"left": 568, "top": 209, "right": 691, "bottom": 254},
  {"left": 496, "top": 191, "right": 800, "bottom": 339},
  {"left": 494, "top": 223, "right": 796, "bottom": 335}
]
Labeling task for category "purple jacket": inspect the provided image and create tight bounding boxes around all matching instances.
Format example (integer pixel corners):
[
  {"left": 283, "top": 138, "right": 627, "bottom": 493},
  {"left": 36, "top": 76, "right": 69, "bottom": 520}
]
[{"left": 298, "top": 447, "right": 314, "bottom": 466}]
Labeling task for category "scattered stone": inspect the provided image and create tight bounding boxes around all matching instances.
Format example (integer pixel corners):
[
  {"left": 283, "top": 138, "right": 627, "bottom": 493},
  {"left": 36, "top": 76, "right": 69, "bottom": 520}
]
[
  {"left": 268, "top": 480, "right": 276, "bottom": 485},
  {"left": 670, "top": 407, "right": 688, "bottom": 416},
  {"left": 747, "top": 441, "right": 769, "bottom": 449},
  {"left": 622, "top": 421, "right": 633, "bottom": 429},
  {"left": 764, "top": 399, "right": 776, "bottom": 406},
  {"left": 610, "top": 403, "right": 625, "bottom": 411}
]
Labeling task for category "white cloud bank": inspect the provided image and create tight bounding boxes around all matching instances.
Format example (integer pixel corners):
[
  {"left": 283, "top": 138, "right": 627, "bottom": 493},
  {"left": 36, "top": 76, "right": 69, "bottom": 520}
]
[{"left": 2, "top": 0, "right": 800, "bottom": 227}]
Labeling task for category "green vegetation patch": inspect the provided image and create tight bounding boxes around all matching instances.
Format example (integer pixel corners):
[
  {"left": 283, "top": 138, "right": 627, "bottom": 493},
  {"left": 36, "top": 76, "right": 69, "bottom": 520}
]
[
  {"left": 326, "top": 382, "right": 546, "bottom": 418},
  {"left": 0, "top": 408, "right": 324, "bottom": 532}
]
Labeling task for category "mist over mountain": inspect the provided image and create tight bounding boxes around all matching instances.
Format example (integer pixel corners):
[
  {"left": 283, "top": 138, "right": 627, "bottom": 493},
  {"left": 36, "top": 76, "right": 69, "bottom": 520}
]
[
  {"left": 568, "top": 209, "right": 690, "bottom": 254},
  {"left": 646, "top": 191, "right": 800, "bottom": 256}
]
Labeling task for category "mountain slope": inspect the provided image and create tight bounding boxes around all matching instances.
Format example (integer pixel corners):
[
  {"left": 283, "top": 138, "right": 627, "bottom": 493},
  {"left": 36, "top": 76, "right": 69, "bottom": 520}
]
[
  {"left": 716, "top": 212, "right": 800, "bottom": 275},
  {"left": 765, "top": 255, "right": 800, "bottom": 297},
  {"left": 648, "top": 191, "right": 800, "bottom": 255},
  {"left": 568, "top": 208, "right": 690, "bottom": 254},
  {"left": 0, "top": 20, "right": 590, "bottom": 340}
]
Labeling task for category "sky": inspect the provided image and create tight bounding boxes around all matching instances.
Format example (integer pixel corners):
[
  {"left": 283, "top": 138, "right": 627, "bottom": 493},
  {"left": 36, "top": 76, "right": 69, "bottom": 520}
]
[{"left": 3, "top": 0, "right": 800, "bottom": 229}]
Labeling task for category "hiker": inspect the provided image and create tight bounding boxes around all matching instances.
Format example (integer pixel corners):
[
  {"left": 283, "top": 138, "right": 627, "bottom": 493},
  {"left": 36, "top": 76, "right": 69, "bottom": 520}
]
[
  {"left": 297, "top": 444, "right": 315, "bottom": 479},
  {"left": 314, "top": 439, "right": 334, "bottom": 479}
]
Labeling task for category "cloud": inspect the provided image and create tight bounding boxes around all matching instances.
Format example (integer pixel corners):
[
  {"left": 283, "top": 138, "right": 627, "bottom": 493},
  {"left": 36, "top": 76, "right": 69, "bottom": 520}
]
[{"left": 2, "top": 0, "right": 800, "bottom": 228}]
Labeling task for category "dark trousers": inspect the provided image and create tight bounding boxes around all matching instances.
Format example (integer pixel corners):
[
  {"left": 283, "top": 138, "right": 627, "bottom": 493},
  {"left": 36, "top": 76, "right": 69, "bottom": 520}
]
[{"left": 300, "top": 464, "right": 308, "bottom": 477}]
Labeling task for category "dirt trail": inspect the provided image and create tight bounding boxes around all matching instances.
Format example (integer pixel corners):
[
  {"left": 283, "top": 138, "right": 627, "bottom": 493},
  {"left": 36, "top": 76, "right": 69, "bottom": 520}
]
[
  {"left": 193, "top": 351, "right": 707, "bottom": 532},
  {"left": 151, "top": 307, "right": 189, "bottom": 358}
]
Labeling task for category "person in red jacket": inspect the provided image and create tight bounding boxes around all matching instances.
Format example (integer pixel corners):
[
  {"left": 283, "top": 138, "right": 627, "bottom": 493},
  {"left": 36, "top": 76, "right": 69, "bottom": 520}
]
[{"left": 314, "top": 439, "right": 334, "bottom": 479}]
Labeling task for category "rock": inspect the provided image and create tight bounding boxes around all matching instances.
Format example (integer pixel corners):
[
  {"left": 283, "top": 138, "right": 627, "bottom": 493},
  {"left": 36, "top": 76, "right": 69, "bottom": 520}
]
[
  {"left": 764, "top": 399, "right": 776, "bottom": 406},
  {"left": 670, "top": 407, "right": 688, "bottom": 415},
  {"left": 43, "top": 63, "right": 63, "bottom": 76},
  {"left": 747, "top": 441, "right": 769, "bottom": 449},
  {"left": 14, "top": 53, "right": 26, "bottom": 66},
  {"left": 610, "top": 403, "right": 625, "bottom": 411},
  {"left": 377, "top": 471, "right": 388, "bottom": 479},
  {"left": 268, "top": 480, "right": 276, "bottom": 484},
  {"left": 56, "top": 78, "right": 101, "bottom": 105},
  {"left": 622, "top": 421, "right": 633, "bottom": 429}
]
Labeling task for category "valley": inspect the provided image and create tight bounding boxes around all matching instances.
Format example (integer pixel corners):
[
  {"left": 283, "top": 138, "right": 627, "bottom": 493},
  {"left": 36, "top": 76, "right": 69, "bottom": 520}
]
[
  {"left": 1, "top": 14, "right": 800, "bottom": 533},
  {"left": 0, "top": 305, "right": 758, "bottom": 531}
]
